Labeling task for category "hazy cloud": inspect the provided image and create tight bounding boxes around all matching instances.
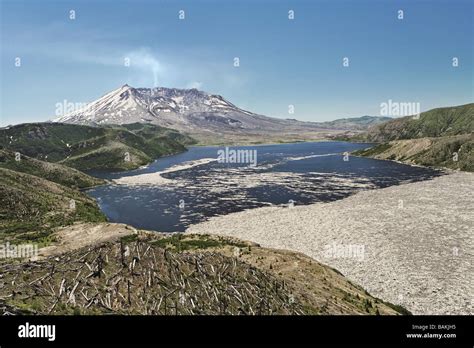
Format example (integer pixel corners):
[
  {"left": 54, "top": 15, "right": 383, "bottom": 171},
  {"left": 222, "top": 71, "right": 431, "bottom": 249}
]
[{"left": 124, "top": 49, "right": 162, "bottom": 87}]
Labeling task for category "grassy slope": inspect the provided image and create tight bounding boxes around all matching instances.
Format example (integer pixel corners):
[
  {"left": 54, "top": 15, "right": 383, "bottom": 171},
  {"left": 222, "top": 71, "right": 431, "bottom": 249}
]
[
  {"left": 0, "top": 149, "right": 104, "bottom": 189},
  {"left": 366, "top": 103, "right": 474, "bottom": 142},
  {"left": 0, "top": 168, "right": 106, "bottom": 245},
  {"left": 354, "top": 134, "right": 474, "bottom": 171},
  {"left": 0, "top": 122, "right": 196, "bottom": 243},
  {"left": 0, "top": 122, "right": 195, "bottom": 171},
  {"left": 354, "top": 103, "right": 474, "bottom": 171},
  {"left": 318, "top": 116, "right": 392, "bottom": 130}
]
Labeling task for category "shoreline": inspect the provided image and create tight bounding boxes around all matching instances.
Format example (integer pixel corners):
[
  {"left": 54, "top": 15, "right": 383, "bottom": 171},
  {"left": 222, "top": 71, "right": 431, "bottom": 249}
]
[
  {"left": 113, "top": 158, "right": 217, "bottom": 185},
  {"left": 350, "top": 152, "right": 458, "bottom": 173},
  {"left": 186, "top": 172, "right": 474, "bottom": 315},
  {"left": 192, "top": 138, "right": 372, "bottom": 147}
]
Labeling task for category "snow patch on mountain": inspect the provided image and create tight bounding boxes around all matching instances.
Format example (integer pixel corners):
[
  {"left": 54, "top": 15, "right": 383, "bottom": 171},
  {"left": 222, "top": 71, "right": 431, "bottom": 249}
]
[{"left": 53, "top": 85, "right": 280, "bottom": 132}]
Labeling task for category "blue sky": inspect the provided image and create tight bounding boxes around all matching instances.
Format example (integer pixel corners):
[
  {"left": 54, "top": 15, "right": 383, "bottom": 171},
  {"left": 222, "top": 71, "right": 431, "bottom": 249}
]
[{"left": 1, "top": 0, "right": 472, "bottom": 125}]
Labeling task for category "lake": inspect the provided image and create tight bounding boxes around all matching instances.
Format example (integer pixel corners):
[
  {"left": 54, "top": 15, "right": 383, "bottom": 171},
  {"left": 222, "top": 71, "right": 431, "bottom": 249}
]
[{"left": 86, "top": 142, "right": 442, "bottom": 232}]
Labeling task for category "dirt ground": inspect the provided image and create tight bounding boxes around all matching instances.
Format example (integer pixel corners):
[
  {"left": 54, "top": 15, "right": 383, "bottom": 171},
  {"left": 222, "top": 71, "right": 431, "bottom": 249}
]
[{"left": 35, "top": 223, "right": 137, "bottom": 259}]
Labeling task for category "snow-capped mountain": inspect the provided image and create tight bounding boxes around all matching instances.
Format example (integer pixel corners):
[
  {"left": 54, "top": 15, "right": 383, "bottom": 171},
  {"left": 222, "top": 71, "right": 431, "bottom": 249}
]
[
  {"left": 54, "top": 84, "right": 299, "bottom": 133},
  {"left": 53, "top": 85, "right": 391, "bottom": 142}
]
